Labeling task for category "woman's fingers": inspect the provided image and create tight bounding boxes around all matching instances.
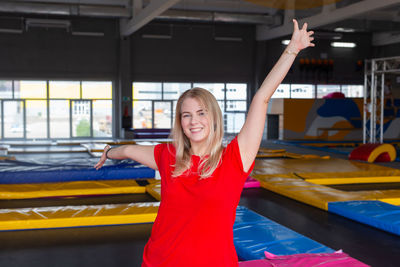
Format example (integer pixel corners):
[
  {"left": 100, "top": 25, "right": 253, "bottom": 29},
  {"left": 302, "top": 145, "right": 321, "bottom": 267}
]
[
  {"left": 302, "top": 22, "right": 308, "bottom": 31},
  {"left": 308, "top": 31, "right": 314, "bottom": 36},
  {"left": 292, "top": 19, "right": 299, "bottom": 31}
]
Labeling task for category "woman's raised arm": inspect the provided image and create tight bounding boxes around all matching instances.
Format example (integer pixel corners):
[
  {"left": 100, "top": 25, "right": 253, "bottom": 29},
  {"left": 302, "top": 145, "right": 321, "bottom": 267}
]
[
  {"left": 94, "top": 144, "right": 157, "bottom": 170},
  {"left": 237, "top": 19, "right": 314, "bottom": 172}
]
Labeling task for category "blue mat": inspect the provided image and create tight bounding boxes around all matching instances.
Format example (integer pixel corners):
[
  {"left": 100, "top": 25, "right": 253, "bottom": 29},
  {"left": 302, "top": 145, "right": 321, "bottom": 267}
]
[
  {"left": 329, "top": 200, "right": 400, "bottom": 236},
  {"left": 233, "top": 206, "right": 334, "bottom": 260},
  {"left": 0, "top": 159, "right": 155, "bottom": 184}
]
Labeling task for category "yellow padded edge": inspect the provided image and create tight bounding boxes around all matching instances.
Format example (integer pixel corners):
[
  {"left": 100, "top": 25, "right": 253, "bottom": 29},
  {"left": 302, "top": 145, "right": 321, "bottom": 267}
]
[
  {"left": 368, "top": 143, "right": 397, "bottom": 162},
  {"left": 259, "top": 148, "right": 286, "bottom": 153},
  {"left": 0, "top": 202, "right": 159, "bottom": 231},
  {"left": 0, "top": 180, "right": 148, "bottom": 199},
  {"left": 253, "top": 158, "right": 396, "bottom": 174},
  {"left": 255, "top": 175, "right": 368, "bottom": 210},
  {"left": 379, "top": 198, "right": 400, "bottom": 206},
  {"left": 146, "top": 182, "right": 161, "bottom": 201},
  {"left": 305, "top": 176, "right": 400, "bottom": 185}
]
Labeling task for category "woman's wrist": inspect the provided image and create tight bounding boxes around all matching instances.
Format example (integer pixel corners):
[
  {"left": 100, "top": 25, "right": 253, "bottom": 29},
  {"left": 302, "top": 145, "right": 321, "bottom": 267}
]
[
  {"left": 105, "top": 146, "right": 113, "bottom": 159},
  {"left": 286, "top": 43, "right": 300, "bottom": 56}
]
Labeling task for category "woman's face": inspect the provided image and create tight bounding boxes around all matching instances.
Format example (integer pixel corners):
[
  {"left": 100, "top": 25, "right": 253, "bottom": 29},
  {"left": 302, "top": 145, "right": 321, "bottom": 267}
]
[{"left": 180, "top": 97, "right": 211, "bottom": 146}]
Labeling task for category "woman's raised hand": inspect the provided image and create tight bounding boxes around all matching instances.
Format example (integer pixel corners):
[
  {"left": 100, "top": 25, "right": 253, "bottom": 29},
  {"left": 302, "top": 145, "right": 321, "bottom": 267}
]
[
  {"left": 289, "top": 19, "right": 315, "bottom": 53},
  {"left": 94, "top": 145, "right": 110, "bottom": 170}
]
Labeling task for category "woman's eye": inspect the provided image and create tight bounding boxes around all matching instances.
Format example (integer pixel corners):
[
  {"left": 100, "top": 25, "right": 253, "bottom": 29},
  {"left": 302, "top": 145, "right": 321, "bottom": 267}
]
[{"left": 182, "top": 114, "right": 190, "bottom": 118}]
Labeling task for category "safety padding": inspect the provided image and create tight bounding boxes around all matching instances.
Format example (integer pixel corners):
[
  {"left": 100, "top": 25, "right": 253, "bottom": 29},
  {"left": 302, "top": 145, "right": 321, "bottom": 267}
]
[
  {"left": 244, "top": 177, "right": 260, "bottom": 188},
  {"left": 328, "top": 201, "right": 400, "bottom": 236},
  {"left": 349, "top": 143, "right": 397, "bottom": 162},
  {"left": 297, "top": 169, "right": 400, "bottom": 185},
  {"left": 238, "top": 251, "right": 369, "bottom": 267},
  {"left": 0, "top": 202, "right": 159, "bottom": 231},
  {"left": 146, "top": 182, "right": 161, "bottom": 201},
  {"left": 0, "top": 179, "right": 155, "bottom": 199},
  {"left": 234, "top": 206, "right": 334, "bottom": 260},
  {"left": 0, "top": 162, "right": 155, "bottom": 184},
  {"left": 252, "top": 158, "right": 394, "bottom": 177}
]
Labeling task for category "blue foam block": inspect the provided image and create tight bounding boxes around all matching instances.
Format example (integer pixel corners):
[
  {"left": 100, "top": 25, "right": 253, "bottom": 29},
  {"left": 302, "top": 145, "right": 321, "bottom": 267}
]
[
  {"left": 329, "top": 200, "right": 400, "bottom": 236},
  {"left": 234, "top": 206, "right": 334, "bottom": 260},
  {"left": 0, "top": 160, "right": 155, "bottom": 184}
]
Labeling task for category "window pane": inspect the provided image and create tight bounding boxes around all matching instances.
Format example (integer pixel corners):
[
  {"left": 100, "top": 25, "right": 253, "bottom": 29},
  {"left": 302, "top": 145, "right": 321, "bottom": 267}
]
[
  {"left": 0, "top": 101, "right": 2, "bottom": 138},
  {"left": 226, "top": 83, "right": 247, "bottom": 100},
  {"left": 291, "top": 84, "right": 315, "bottom": 98},
  {"left": 26, "top": 100, "right": 47, "bottom": 139},
  {"left": 133, "top": 82, "right": 162, "bottom": 100},
  {"left": 193, "top": 83, "right": 225, "bottom": 100},
  {"left": 50, "top": 81, "right": 80, "bottom": 99},
  {"left": 163, "top": 83, "right": 191, "bottom": 100},
  {"left": 342, "top": 85, "right": 363, "bottom": 97},
  {"left": 226, "top": 101, "right": 246, "bottom": 111},
  {"left": 15, "top": 81, "right": 46, "bottom": 99},
  {"left": 272, "top": 84, "right": 290, "bottom": 98},
  {"left": 317, "top": 84, "right": 341, "bottom": 98},
  {"left": 0, "top": 81, "right": 12, "bottom": 98},
  {"left": 225, "top": 113, "right": 245, "bottom": 134},
  {"left": 72, "top": 101, "right": 91, "bottom": 137},
  {"left": 50, "top": 100, "right": 70, "bottom": 138},
  {"left": 93, "top": 100, "right": 112, "bottom": 137},
  {"left": 82, "top": 81, "right": 112, "bottom": 99},
  {"left": 154, "top": 101, "right": 172, "bottom": 129},
  {"left": 133, "top": 100, "right": 152, "bottom": 128},
  {"left": 3, "top": 101, "right": 24, "bottom": 138}
]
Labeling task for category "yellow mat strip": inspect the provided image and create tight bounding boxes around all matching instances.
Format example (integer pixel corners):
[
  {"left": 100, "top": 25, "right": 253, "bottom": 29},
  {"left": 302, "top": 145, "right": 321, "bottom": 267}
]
[
  {"left": 0, "top": 180, "right": 151, "bottom": 199},
  {"left": 0, "top": 202, "right": 159, "bottom": 231},
  {"left": 146, "top": 182, "right": 161, "bottom": 201},
  {"left": 305, "top": 176, "right": 400, "bottom": 185}
]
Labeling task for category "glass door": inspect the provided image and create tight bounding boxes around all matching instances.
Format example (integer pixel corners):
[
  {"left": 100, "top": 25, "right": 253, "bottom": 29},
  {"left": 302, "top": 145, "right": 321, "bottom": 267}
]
[
  {"left": 3, "top": 100, "right": 25, "bottom": 139},
  {"left": 71, "top": 100, "right": 92, "bottom": 138},
  {"left": 154, "top": 101, "right": 172, "bottom": 128}
]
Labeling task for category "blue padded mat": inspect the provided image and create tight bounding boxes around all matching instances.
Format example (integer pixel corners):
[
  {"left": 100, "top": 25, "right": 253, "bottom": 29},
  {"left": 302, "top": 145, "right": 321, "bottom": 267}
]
[
  {"left": 234, "top": 206, "right": 334, "bottom": 260},
  {"left": 329, "top": 200, "right": 400, "bottom": 236},
  {"left": 0, "top": 158, "right": 155, "bottom": 184}
]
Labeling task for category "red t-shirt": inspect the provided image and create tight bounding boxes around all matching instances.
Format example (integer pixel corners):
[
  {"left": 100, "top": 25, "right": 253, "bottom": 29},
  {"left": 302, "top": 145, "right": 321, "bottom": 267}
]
[{"left": 142, "top": 137, "right": 254, "bottom": 267}]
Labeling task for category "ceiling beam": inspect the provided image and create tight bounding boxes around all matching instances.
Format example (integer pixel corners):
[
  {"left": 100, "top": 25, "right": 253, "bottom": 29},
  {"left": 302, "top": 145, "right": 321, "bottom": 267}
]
[
  {"left": 256, "top": 0, "right": 400, "bottom": 41},
  {"left": 120, "top": 0, "right": 180, "bottom": 37},
  {"left": 373, "top": 32, "right": 400, "bottom": 46}
]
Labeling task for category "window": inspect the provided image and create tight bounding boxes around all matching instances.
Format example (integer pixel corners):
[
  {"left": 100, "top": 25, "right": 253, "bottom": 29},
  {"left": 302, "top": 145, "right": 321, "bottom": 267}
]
[
  {"left": 272, "top": 84, "right": 290, "bottom": 98},
  {"left": 163, "top": 83, "right": 191, "bottom": 100},
  {"left": 342, "top": 85, "right": 363, "bottom": 97},
  {"left": 132, "top": 82, "right": 248, "bottom": 134},
  {"left": 1, "top": 79, "right": 112, "bottom": 139},
  {"left": 291, "top": 84, "right": 315, "bottom": 98},
  {"left": 133, "top": 82, "right": 162, "bottom": 100},
  {"left": 50, "top": 81, "right": 80, "bottom": 99},
  {"left": 0, "top": 81, "right": 12, "bottom": 98},
  {"left": 317, "top": 85, "right": 341, "bottom": 98}
]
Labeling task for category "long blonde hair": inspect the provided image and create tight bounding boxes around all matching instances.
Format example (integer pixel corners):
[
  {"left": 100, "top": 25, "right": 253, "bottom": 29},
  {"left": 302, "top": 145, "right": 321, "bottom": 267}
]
[{"left": 171, "top": 87, "right": 224, "bottom": 179}]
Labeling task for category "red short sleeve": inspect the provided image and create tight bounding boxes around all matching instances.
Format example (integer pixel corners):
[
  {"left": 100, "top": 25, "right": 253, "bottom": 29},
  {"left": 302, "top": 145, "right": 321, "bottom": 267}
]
[{"left": 224, "top": 137, "right": 255, "bottom": 178}]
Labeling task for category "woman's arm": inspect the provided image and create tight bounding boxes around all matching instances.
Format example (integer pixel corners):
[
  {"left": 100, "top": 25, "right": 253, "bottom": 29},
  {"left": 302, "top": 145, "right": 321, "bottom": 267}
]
[
  {"left": 237, "top": 19, "right": 314, "bottom": 171},
  {"left": 94, "top": 144, "right": 157, "bottom": 170}
]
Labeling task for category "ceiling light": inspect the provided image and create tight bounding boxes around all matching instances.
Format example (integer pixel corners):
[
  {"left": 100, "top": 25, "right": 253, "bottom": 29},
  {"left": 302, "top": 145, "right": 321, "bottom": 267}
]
[
  {"left": 281, "top": 39, "right": 290, "bottom": 45},
  {"left": 331, "top": 42, "right": 356, "bottom": 48},
  {"left": 334, "top": 27, "right": 355, "bottom": 33}
]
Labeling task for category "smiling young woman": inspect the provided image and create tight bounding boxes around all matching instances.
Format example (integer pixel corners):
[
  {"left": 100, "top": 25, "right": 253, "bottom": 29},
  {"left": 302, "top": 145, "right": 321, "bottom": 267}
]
[{"left": 94, "top": 19, "right": 314, "bottom": 267}]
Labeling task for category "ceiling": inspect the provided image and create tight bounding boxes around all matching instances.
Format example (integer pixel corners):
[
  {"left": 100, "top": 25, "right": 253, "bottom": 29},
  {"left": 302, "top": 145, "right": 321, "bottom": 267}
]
[{"left": 1, "top": 0, "right": 400, "bottom": 45}]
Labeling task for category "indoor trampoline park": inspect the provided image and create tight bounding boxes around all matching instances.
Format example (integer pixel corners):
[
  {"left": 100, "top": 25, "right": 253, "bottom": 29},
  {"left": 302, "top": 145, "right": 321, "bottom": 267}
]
[{"left": 1, "top": 1, "right": 400, "bottom": 267}]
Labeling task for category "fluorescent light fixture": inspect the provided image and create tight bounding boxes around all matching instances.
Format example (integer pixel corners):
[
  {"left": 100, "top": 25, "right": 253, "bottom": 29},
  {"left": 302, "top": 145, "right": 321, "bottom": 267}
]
[
  {"left": 25, "top": 18, "right": 70, "bottom": 30},
  {"left": 71, "top": 31, "right": 104, "bottom": 37},
  {"left": 0, "top": 28, "right": 23, "bottom": 34},
  {"left": 334, "top": 27, "right": 355, "bottom": 33},
  {"left": 281, "top": 39, "right": 290, "bottom": 45},
  {"left": 331, "top": 42, "right": 356, "bottom": 48},
  {"left": 214, "top": 36, "right": 243, "bottom": 42},
  {"left": 142, "top": 34, "right": 171, "bottom": 39}
]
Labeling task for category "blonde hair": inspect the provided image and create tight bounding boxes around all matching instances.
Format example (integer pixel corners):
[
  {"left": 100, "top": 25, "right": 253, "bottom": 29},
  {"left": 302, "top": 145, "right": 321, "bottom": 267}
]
[{"left": 171, "top": 87, "right": 224, "bottom": 179}]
